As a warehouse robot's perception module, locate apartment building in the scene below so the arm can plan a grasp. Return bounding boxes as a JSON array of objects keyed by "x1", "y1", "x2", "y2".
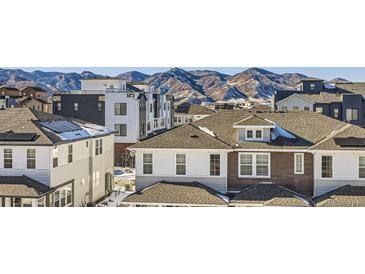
[
  {"x1": 0, "y1": 108, "x2": 114, "y2": 207},
  {"x1": 53, "y1": 78, "x2": 174, "y2": 165},
  {"x1": 123, "y1": 109, "x2": 365, "y2": 207},
  {"x1": 174, "y1": 103, "x2": 215, "y2": 126},
  {"x1": 274, "y1": 79, "x2": 365, "y2": 127}
]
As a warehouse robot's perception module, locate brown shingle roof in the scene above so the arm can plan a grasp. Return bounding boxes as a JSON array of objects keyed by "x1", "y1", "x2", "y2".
[
  {"x1": 230, "y1": 182, "x2": 312, "y2": 207},
  {"x1": 175, "y1": 104, "x2": 215, "y2": 115},
  {"x1": 336, "y1": 82, "x2": 365, "y2": 95},
  {"x1": 131, "y1": 110, "x2": 354, "y2": 150},
  {"x1": 314, "y1": 185, "x2": 365, "y2": 207},
  {"x1": 300, "y1": 92, "x2": 342, "y2": 103},
  {"x1": 234, "y1": 115, "x2": 275, "y2": 126},
  {"x1": 122, "y1": 181, "x2": 228, "y2": 206},
  {"x1": 0, "y1": 176, "x2": 52, "y2": 198}
]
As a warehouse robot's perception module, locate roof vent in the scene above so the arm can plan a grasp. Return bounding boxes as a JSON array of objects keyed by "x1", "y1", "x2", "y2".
[{"x1": 190, "y1": 134, "x2": 199, "y2": 138}]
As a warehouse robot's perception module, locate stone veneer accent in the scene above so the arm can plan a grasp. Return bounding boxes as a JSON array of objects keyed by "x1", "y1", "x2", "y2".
[{"x1": 228, "y1": 152, "x2": 313, "y2": 196}]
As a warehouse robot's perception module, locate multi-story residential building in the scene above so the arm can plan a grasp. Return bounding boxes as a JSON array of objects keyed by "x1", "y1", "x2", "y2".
[
  {"x1": 53, "y1": 78, "x2": 174, "y2": 165},
  {"x1": 123, "y1": 109, "x2": 365, "y2": 207},
  {"x1": 0, "y1": 108, "x2": 114, "y2": 207},
  {"x1": 0, "y1": 85, "x2": 51, "y2": 109},
  {"x1": 174, "y1": 103, "x2": 215, "y2": 126},
  {"x1": 274, "y1": 79, "x2": 365, "y2": 127},
  {"x1": 20, "y1": 97, "x2": 52, "y2": 113}
]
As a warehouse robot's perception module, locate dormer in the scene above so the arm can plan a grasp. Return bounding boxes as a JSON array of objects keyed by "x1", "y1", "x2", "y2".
[
  {"x1": 233, "y1": 115, "x2": 276, "y2": 142},
  {"x1": 233, "y1": 115, "x2": 296, "y2": 143},
  {"x1": 296, "y1": 77, "x2": 324, "y2": 93}
]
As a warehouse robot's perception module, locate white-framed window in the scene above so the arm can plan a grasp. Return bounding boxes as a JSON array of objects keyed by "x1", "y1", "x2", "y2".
[
  {"x1": 294, "y1": 153, "x2": 304, "y2": 174},
  {"x1": 114, "y1": 103, "x2": 127, "y2": 115},
  {"x1": 57, "y1": 102, "x2": 61, "y2": 111},
  {"x1": 239, "y1": 153, "x2": 270, "y2": 178},
  {"x1": 321, "y1": 155, "x2": 333, "y2": 178},
  {"x1": 4, "y1": 148, "x2": 12, "y2": 168},
  {"x1": 176, "y1": 154, "x2": 186, "y2": 175},
  {"x1": 281, "y1": 106, "x2": 288, "y2": 111},
  {"x1": 54, "y1": 183, "x2": 73, "y2": 207},
  {"x1": 346, "y1": 108, "x2": 358, "y2": 121},
  {"x1": 74, "y1": 103, "x2": 78, "y2": 112},
  {"x1": 97, "y1": 102, "x2": 102, "y2": 112},
  {"x1": 115, "y1": 124, "x2": 127, "y2": 136},
  {"x1": 315, "y1": 107, "x2": 323, "y2": 113},
  {"x1": 210, "y1": 154, "x2": 220, "y2": 176},
  {"x1": 27, "y1": 148, "x2": 36, "y2": 169},
  {"x1": 333, "y1": 108, "x2": 339, "y2": 118},
  {"x1": 310, "y1": 83, "x2": 315, "y2": 90},
  {"x1": 292, "y1": 106, "x2": 299, "y2": 110},
  {"x1": 359, "y1": 156, "x2": 365, "y2": 179},
  {"x1": 245, "y1": 129, "x2": 263, "y2": 141},
  {"x1": 68, "y1": 145, "x2": 73, "y2": 163},
  {"x1": 304, "y1": 106, "x2": 310, "y2": 111},
  {"x1": 52, "y1": 149, "x2": 58, "y2": 168},
  {"x1": 95, "y1": 139, "x2": 103, "y2": 156},
  {"x1": 143, "y1": 153, "x2": 153, "y2": 174}
]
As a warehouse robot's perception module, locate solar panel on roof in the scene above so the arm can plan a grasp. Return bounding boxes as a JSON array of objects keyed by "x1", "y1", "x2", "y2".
[
  {"x1": 0, "y1": 133, "x2": 37, "y2": 141},
  {"x1": 40, "y1": 120, "x2": 82, "y2": 133},
  {"x1": 334, "y1": 137, "x2": 365, "y2": 147}
]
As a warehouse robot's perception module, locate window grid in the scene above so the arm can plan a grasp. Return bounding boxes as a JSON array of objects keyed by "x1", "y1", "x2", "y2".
[
  {"x1": 4, "y1": 148, "x2": 12, "y2": 168},
  {"x1": 210, "y1": 154, "x2": 220, "y2": 176},
  {"x1": 359, "y1": 156, "x2": 365, "y2": 178},
  {"x1": 27, "y1": 149, "x2": 36, "y2": 169},
  {"x1": 321, "y1": 156, "x2": 333, "y2": 178},
  {"x1": 143, "y1": 153, "x2": 153, "y2": 174},
  {"x1": 176, "y1": 154, "x2": 186, "y2": 175}
]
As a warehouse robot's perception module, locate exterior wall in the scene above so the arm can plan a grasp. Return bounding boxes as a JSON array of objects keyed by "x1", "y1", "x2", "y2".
[
  {"x1": 314, "y1": 151, "x2": 365, "y2": 196},
  {"x1": 174, "y1": 114, "x2": 210, "y2": 126},
  {"x1": 81, "y1": 79, "x2": 126, "y2": 93},
  {"x1": 105, "y1": 92, "x2": 140, "y2": 143},
  {"x1": 22, "y1": 99, "x2": 51, "y2": 113},
  {"x1": 237, "y1": 128, "x2": 271, "y2": 142},
  {"x1": 0, "y1": 145, "x2": 51, "y2": 185},
  {"x1": 50, "y1": 135, "x2": 114, "y2": 206},
  {"x1": 298, "y1": 81, "x2": 323, "y2": 93},
  {"x1": 342, "y1": 94, "x2": 364, "y2": 126},
  {"x1": 276, "y1": 95, "x2": 313, "y2": 111},
  {"x1": 134, "y1": 149, "x2": 228, "y2": 193},
  {"x1": 52, "y1": 94, "x2": 105, "y2": 125},
  {"x1": 227, "y1": 151, "x2": 314, "y2": 196}
]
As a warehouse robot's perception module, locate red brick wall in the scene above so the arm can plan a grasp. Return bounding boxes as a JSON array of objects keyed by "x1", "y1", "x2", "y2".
[
  {"x1": 114, "y1": 143, "x2": 135, "y2": 166},
  {"x1": 228, "y1": 152, "x2": 313, "y2": 196}
]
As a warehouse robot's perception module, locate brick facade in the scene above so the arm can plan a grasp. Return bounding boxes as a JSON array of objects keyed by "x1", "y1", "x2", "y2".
[
  {"x1": 114, "y1": 143, "x2": 135, "y2": 167},
  {"x1": 228, "y1": 152, "x2": 313, "y2": 196}
]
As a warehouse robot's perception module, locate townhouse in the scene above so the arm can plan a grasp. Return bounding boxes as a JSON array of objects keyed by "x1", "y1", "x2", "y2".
[
  {"x1": 174, "y1": 103, "x2": 215, "y2": 126},
  {"x1": 53, "y1": 78, "x2": 174, "y2": 165},
  {"x1": 0, "y1": 108, "x2": 114, "y2": 207},
  {"x1": 123, "y1": 109, "x2": 365, "y2": 207},
  {"x1": 274, "y1": 78, "x2": 365, "y2": 127}
]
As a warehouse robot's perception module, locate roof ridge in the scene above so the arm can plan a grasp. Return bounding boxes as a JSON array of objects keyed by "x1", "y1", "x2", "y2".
[{"x1": 308, "y1": 123, "x2": 353, "y2": 150}]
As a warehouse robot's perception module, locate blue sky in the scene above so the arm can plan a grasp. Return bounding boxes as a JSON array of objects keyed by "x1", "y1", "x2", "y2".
[{"x1": 11, "y1": 67, "x2": 365, "y2": 82}]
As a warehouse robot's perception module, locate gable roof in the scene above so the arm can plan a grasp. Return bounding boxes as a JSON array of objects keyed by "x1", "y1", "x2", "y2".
[
  {"x1": 276, "y1": 93, "x2": 315, "y2": 105},
  {"x1": 20, "y1": 97, "x2": 51, "y2": 105},
  {"x1": 0, "y1": 176, "x2": 52, "y2": 198},
  {"x1": 230, "y1": 182, "x2": 313, "y2": 207},
  {"x1": 276, "y1": 92, "x2": 342, "y2": 105},
  {"x1": 21, "y1": 86, "x2": 48, "y2": 93},
  {"x1": 233, "y1": 115, "x2": 276, "y2": 127},
  {"x1": 314, "y1": 185, "x2": 365, "y2": 207},
  {"x1": 122, "y1": 181, "x2": 228, "y2": 206},
  {"x1": 130, "y1": 110, "x2": 355, "y2": 150}
]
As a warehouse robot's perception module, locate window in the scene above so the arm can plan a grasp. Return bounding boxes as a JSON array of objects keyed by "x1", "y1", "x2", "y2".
[
  {"x1": 294, "y1": 153, "x2": 304, "y2": 174},
  {"x1": 246, "y1": 130, "x2": 253, "y2": 139},
  {"x1": 255, "y1": 130, "x2": 262, "y2": 139},
  {"x1": 321, "y1": 156, "x2": 333, "y2": 178},
  {"x1": 315, "y1": 107, "x2": 323, "y2": 113},
  {"x1": 115, "y1": 124, "x2": 127, "y2": 136},
  {"x1": 154, "y1": 119, "x2": 158, "y2": 128},
  {"x1": 97, "y1": 102, "x2": 102, "y2": 112},
  {"x1": 74, "y1": 103, "x2": 78, "y2": 112},
  {"x1": 114, "y1": 103, "x2": 127, "y2": 115},
  {"x1": 27, "y1": 149, "x2": 36, "y2": 169},
  {"x1": 310, "y1": 83, "x2": 315, "y2": 90},
  {"x1": 359, "y1": 156, "x2": 365, "y2": 178},
  {"x1": 164, "y1": 103, "x2": 166, "y2": 110},
  {"x1": 54, "y1": 183, "x2": 73, "y2": 207},
  {"x1": 346, "y1": 108, "x2": 358, "y2": 121},
  {"x1": 210, "y1": 154, "x2": 220, "y2": 176},
  {"x1": 95, "y1": 139, "x2": 103, "y2": 155},
  {"x1": 239, "y1": 153, "x2": 270, "y2": 177},
  {"x1": 333, "y1": 108, "x2": 339, "y2": 118},
  {"x1": 52, "y1": 149, "x2": 58, "y2": 168},
  {"x1": 57, "y1": 102, "x2": 61, "y2": 111},
  {"x1": 292, "y1": 106, "x2": 299, "y2": 110},
  {"x1": 174, "y1": 117, "x2": 177, "y2": 123},
  {"x1": 4, "y1": 148, "x2": 12, "y2": 168},
  {"x1": 68, "y1": 145, "x2": 73, "y2": 163},
  {"x1": 281, "y1": 106, "x2": 288, "y2": 111},
  {"x1": 304, "y1": 107, "x2": 310, "y2": 111},
  {"x1": 176, "y1": 154, "x2": 186, "y2": 175},
  {"x1": 150, "y1": 104, "x2": 153, "y2": 113},
  {"x1": 143, "y1": 153, "x2": 153, "y2": 174},
  {"x1": 147, "y1": 122, "x2": 151, "y2": 131}
]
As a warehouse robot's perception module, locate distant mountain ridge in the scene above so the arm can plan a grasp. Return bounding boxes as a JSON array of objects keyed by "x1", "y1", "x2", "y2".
[{"x1": 0, "y1": 67, "x2": 348, "y2": 102}]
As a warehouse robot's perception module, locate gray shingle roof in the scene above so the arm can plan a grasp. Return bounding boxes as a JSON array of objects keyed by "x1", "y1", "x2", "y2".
[
  {"x1": 234, "y1": 115, "x2": 275, "y2": 126},
  {"x1": 314, "y1": 185, "x2": 365, "y2": 207},
  {"x1": 175, "y1": 104, "x2": 215, "y2": 115},
  {"x1": 230, "y1": 182, "x2": 312, "y2": 207},
  {"x1": 0, "y1": 176, "x2": 52, "y2": 198},
  {"x1": 300, "y1": 92, "x2": 342, "y2": 103},
  {"x1": 122, "y1": 181, "x2": 228, "y2": 206}
]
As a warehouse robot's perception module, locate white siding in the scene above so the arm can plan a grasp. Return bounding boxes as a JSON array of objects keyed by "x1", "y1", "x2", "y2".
[
  {"x1": 277, "y1": 95, "x2": 313, "y2": 111},
  {"x1": 314, "y1": 151, "x2": 365, "y2": 196}
]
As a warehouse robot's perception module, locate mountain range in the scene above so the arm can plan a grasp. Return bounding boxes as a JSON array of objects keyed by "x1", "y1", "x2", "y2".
[{"x1": 0, "y1": 67, "x2": 347, "y2": 102}]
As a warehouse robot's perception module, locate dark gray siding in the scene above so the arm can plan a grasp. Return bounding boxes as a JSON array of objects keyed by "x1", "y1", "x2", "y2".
[
  {"x1": 342, "y1": 94, "x2": 364, "y2": 126},
  {"x1": 53, "y1": 94, "x2": 105, "y2": 125}
]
